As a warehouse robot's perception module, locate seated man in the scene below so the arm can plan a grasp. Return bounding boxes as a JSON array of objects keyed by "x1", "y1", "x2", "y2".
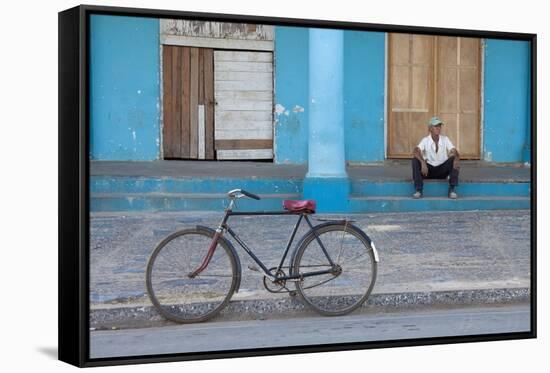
[{"x1": 412, "y1": 116, "x2": 460, "y2": 199}]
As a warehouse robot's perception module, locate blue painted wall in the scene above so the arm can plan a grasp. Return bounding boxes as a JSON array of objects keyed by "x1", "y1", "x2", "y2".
[
  {"x1": 483, "y1": 39, "x2": 531, "y2": 163},
  {"x1": 344, "y1": 31, "x2": 386, "y2": 163},
  {"x1": 273, "y1": 27, "x2": 310, "y2": 164},
  {"x1": 87, "y1": 19, "x2": 531, "y2": 165},
  {"x1": 274, "y1": 28, "x2": 386, "y2": 164},
  {"x1": 90, "y1": 15, "x2": 160, "y2": 160}
]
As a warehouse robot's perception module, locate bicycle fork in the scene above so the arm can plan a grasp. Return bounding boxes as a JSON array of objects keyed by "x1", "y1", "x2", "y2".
[
  {"x1": 187, "y1": 228, "x2": 223, "y2": 278},
  {"x1": 188, "y1": 202, "x2": 234, "y2": 278}
]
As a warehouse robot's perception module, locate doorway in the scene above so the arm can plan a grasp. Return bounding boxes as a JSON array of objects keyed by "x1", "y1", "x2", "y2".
[{"x1": 387, "y1": 34, "x2": 482, "y2": 159}]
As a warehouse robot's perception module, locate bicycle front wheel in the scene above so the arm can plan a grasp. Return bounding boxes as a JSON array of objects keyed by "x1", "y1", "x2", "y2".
[
  {"x1": 146, "y1": 228, "x2": 238, "y2": 323},
  {"x1": 292, "y1": 223, "x2": 377, "y2": 316}
]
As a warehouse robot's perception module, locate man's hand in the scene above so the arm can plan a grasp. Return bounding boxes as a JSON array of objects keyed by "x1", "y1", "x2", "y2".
[
  {"x1": 450, "y1": 149, "x2": 460, "y2": 170},
  {"x1": 421, "y1": 161, "x2": 428, "y2": 176},
  {"x1": 453, "y1": 157, "x2": 460, "y2": 170}
]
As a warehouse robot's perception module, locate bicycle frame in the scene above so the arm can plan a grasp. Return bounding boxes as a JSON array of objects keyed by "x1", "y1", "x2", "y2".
[{"x1": 188, "y1": 202, "x2": 337, "y2": 281}]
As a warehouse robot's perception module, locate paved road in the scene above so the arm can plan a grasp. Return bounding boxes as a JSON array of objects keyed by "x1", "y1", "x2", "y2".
[
  {"x1": 90, "y1": 210, "x2": 530, "y2": 308},
  {"x1": 89, "y1": 304, "x2": 530, "y2": 359}
]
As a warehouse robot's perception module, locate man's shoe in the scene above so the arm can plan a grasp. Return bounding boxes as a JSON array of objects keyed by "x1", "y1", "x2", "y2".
[
  {"x1": 449, "y1": 186, "x2": 458, "y2": 199},
  {"x1": 413, "y1": 190, "x2": 422, "y2": 199}
]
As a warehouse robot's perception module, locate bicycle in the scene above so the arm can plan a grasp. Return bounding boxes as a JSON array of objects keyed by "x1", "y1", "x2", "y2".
[{"x1": 146, "y1": 189, "x2": 379, "y2": 323}]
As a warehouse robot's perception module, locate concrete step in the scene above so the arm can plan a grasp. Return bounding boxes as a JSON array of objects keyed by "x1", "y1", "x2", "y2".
[
  {"x1": 90, "y1": 193, "x2": 300, "y2": 212},
  {"x1": 92, "y1": 176, "x2": 529, "y2": 197},
  {"x1": 91, "y1": 193, "x2": 530, "y2": 213},
  {"x1": 90, "y1": 176, "x2": 530, "y2": 212},
  {"x1": 351, "y1": 180, "x2": 530, "y2": 197},
  {"x1": 91, "y1": 176, "x2": 302, "y2": 194},
  {"x1": 349, "y1": 196, "x2": 530, "y2": 213}
]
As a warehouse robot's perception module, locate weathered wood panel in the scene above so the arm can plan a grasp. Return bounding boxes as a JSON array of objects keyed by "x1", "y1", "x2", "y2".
[
  {"x1": 215, "y1": 111, "x2": 272, "y2": 122},
  {"x1": 214, "y1": 51, "x2": 273, "y2": 62},
  {"x1": 437, "y1": 36, "x2": 481, "y2": 158},
  {"x1": 387, "y1": 34, "x2": 481, "y2": 159},
  {"x1": 161, "y1": 20, "x2": 274, "y2": 41},
  {"x1": 181, "y1": 47, "x2": 191, "y2": 157},
  {"x1": 215, "y1": 80, "x2": 273, "y2": 92},
  {"x1": 217, "y1": 149, "x2": 274, "y2": 160},
  {"x1": 160, "y1": 35, "x2": 274, "y2": 51},
  {"x1": 160, "y1": 20, "x2": 275, "y2": 51},
  {"x1": 162, "y1": 45, "x2": 215, "y2": 160},
  {"x1": 388, "y1": 34, "x2": 434, "y2": 158},
  {"x1": 214, "y1": 61, "x2": 273, "y2": 73},
  {"x1": 215, "y1": 139, "x2": 273, "y2": 150},
  {"x1": 213, "y1": 50, "x2": 274, "y2": 160},
  {"x1": 215, "y1": 120, "x2": 273, "y2": 131},
  {"x1": 215, "y1": 129, "x2": 273, "y2": 140},
  {"x1": 189, "y1": 47, "x2": 199, "y2": 158},
  {"x1": 203, "y1": 48, "x2": 215, "y2": 159},
  {"x1": 162, "y1": 46, "x2": 184, "y2": 158}
]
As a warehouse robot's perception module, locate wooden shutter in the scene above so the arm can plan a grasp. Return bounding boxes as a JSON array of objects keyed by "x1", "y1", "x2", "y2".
[
  {"x1": 214, "y1": 51, "x2": 274, "y2": 160},
  {"x1": 436, "y1": 37, "x2": 481, "y2": 159},
  {"x1": 387, "y1": 34, "x2": 435, "y2": 158},
  {"x1": 162, "y1": 46, "x2": 214, "y2": 159},
  {"x1": 387, "y1": 34, "x2": 482, "y2": 159}
]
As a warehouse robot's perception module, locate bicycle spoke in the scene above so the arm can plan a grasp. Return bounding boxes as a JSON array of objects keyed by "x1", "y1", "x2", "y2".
[
  {"x1": 146, "y1": 229, "x2": 237, "y2": 323},
  {"x1": 293, "y1": 224, "x2": 377, "y2": 316},
  {"x1": 339, "y1": 250, "x2": 370, "y2": 265}
]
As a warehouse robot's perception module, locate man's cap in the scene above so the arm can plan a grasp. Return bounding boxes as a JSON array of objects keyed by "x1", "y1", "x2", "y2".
[{"x1": 428, "y1": 116, "x2": 444, "y2": 126}]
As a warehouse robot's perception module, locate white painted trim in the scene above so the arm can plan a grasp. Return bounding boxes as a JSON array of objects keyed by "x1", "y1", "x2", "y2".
[
  {"x1": 480, "y1": 39, "x2": 485, "y2": 160},
  {"x1": 384, "y1": 33, "x2": 389, "y2": 159},
  {"x1": 160, "y1": 34, "x2": 274, "y2": 51},
  {"x1": 198, "y1": 105, "x2": 205, "y2": 159}
]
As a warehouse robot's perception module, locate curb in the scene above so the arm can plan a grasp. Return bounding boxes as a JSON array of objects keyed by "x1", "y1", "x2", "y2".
[{"x1": 90, "y1": 287, "x2": 530, "y2": 330}]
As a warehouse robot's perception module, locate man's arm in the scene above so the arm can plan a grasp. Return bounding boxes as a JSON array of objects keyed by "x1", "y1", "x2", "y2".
[
  {"x1": 449, "y1": 148, "x2": 460, "y2": 169},
  {"x1": 413, "y1": 146, "x2": 424, "y2": 161},
  {"x1": 413, "y1": 147, "x2": 429, "y2": 176}
]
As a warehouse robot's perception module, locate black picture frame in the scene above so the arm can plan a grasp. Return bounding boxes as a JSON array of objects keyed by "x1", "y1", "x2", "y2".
[{"x1": 58, "y1": 4, "x2": 537, "y2": 368}]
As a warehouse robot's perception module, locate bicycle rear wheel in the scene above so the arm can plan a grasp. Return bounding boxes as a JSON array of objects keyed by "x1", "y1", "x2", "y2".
[
  {"x1": 292, "y1": 223, "x2": 377, "y2": 316},
  {"x1": 146, "y1": 228, "x2": 238, "y2": 323}
]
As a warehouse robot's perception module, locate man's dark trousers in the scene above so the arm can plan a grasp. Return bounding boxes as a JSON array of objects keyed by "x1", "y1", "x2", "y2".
[{"x1": 412, "y1": 156, "x2": 459, "y2": 192}]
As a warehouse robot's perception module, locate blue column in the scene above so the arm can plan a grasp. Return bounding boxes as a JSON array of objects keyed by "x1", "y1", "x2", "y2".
[{"x1": 303, "y1": 29, "x2": 350, "y2": 212}]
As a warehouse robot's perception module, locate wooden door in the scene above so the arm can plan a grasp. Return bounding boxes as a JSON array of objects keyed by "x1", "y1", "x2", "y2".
[
  {"x1": 162, "y1": 45, "x2": 215, "y2": 159},
  {"x1": 387, "y1": 34, "x2": 481, "y2": 159},
  {"x1": 214, "y1": 51, "x2": 274, "y2": 160},
  {"x1": 436, "y1": 37, "x2": 481, "y2": 159},
  {"x1": 387, "y1": 34, "x2": 435, "y2": 158}
]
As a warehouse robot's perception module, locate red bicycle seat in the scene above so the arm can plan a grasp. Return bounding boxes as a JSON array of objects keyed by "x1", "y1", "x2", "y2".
[{"x1": 283, "y1": 200, "x2": 316, "y2": 214}]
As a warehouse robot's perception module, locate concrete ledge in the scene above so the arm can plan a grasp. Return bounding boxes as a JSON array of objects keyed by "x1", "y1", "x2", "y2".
[
  {"x1": 89, "y1": 287, "x2": 530, "y2": 330},
  {"x1": 349, "y1": 196, "x2": 530, "y2": 212}
]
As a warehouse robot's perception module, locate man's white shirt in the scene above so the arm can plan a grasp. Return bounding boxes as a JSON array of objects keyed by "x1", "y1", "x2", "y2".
[{"x1": 417, "y1": 135, "x2": 456, "y2": 167}]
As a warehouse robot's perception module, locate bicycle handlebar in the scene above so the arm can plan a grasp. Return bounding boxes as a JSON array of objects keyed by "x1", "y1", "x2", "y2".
[{"x1": 240, "y1": 189, "x2": 261, "y2": 200}]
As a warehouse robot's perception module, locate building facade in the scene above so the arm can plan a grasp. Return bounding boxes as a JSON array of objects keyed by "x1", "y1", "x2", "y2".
[{"x1": 89, "y1": 15, "x2": 532, "y2": 165}]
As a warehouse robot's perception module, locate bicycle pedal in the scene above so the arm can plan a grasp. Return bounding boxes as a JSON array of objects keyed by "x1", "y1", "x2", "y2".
[{"x1": 247, "y1": 264, "x2": 260, "y2": 272}]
